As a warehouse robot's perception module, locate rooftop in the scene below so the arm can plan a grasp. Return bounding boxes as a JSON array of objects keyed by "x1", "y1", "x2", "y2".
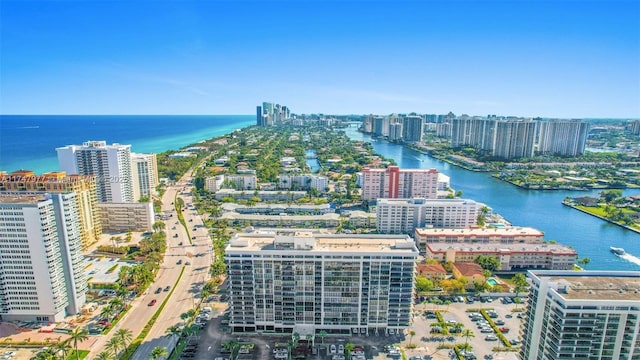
[
  {"x1": 415, "y1": 226, "x2": 544, "y2": 237},
  {"x1": 0, "y1": 193, "x2": 47, "y2": 204},
  {"x1": 226, "y1": 231, "x2": 418, "y2": 255},
  {"x1": 426, "y1": 242, "x2": 576, "y2": 255},
  {"x1": 531, "y1": 271, "x2": 640, "y2": 302}
]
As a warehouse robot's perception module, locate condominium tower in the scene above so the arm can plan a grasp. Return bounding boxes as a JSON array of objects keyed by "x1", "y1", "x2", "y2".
[
  {"x1": 57, "y1": 141, "x2": 134, "y2": 203},
  {"x1": 0, "y1": 193, "x2": 87, "y2": 322},
  {"x1": 376, "y1": 198, "x2": 480, "y2": 234},
  {"x1": 537, "y1": 120, "x2": 590, "y2": 157},
  {"x1": 131, "y1": 153, "x2": 159, "y2": 201},
  {"x1": 361, "y1": 166, "x2": 439, "y2": 202},
  {"x1": 521, "y1": 270, "x2": 640, "y2": 360},
  {"x1": 225, "y1": 231, "x2": 418, "y2": 336},
  {"x1": 0, "y1": 170, "x2": 102, "y2": 249}
]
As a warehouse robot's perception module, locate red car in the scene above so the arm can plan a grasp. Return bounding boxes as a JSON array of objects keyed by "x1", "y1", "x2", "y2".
[
  {"x1": 148, "y1": 299, "x2": 157, "y2": 306},
  {"x1": 500, "y1": 327, "x2": 509, "y2": 333}
]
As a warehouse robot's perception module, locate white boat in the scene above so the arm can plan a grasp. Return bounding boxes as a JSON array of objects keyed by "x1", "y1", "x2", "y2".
[{"x1": 610, "y1": 247, "x2": 625, "y2": 256}]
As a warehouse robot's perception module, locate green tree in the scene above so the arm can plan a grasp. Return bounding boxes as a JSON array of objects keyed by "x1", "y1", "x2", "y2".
[
  {"x1": 150, "y1": 346, "x2": 168, "y2": 360},
  {"x1": 415, "y1": 277, "x2": 434, "y2": 292},
  {"x1": 462, "y1": 329, "x2": 475, "y2": 348},
  {"x1": 95, "y1": 352, "x2": 113, "y2": 360},
  {"x1": 166, "y1": 325, "x2": 181, "y2": 338},
  {"x1": 68, "y1": 327, "x2": 88, "y2": 360},
  {"x1": 512, "y1": 272, "x2": 528, "y2": 298},
  {"x1": 55, "y1": 340, "x2": 72, "y2": 359},
  {"x1": 577, "y1": 257, "x2": 591, "y2": 269},
  {"x1": 114, "y1": 328, "x2": 133, "y2": 349},
  {"x1": 474, "y1": 255, "x2": 500, "y2": 272},
  {"x1": 152, "y1": 221, "x2": 166, "y2": 233},
  {"x1": 317, "y1": 330, "x2": 328, "y2": 344},
  {"x1": 105, "y1": 336, "x2": 122, "y2": 358},
  {"x1": 408, "y1": 330, "x2": 416, "y2": 346}
]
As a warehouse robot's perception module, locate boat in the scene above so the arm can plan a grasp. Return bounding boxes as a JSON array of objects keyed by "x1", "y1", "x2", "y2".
[{"x1": 610, "y1": 247, "x2": 626, "y2": 256}]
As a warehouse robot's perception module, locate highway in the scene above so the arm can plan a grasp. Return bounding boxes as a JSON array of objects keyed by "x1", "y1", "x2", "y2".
[{"x1": 87, "y1": 170, "x2": 213, "y2": 359}]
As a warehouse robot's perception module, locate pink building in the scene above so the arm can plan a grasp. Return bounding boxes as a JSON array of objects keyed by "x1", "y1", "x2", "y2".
[{"x1": 361, "y1": 166, "x2": 439, "y2": 202}]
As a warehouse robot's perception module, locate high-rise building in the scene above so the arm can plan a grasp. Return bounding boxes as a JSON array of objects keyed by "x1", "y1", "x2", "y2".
[
  {"x1": 361, "y1": 166, "x2": 439, "y2": 202},
  {"x1": 493, "y1": 120, "x2": 537, "y2": 160},
  {"x1": 0, "y1": 193, "x2": 87, "y2": 322},
  {"x1": 402, "y1": 115, "x2": 424, "y2": 142},
  {"x1": 521, "y1": 270, "x2": 640, "y2": 360},
  {"x1": 256, "y1": 105, "x2": 263, "y2": 126},
  {"x1": 388, "y1": 122, "x2": 403, "y2": 141},
  {"x1": 0, "y1": 170, "x2": 102, "y2": 249},
  {"x1": 131, "y1": 153, "x2": 158, "y2": 201},
  {"x1": 376, "y1": 198, "x2": 480, "y2": 234},
  {"x1": 451, "y1": 118, "x2": 497, "y2": 151},
  {"x1": 57, "y1": 141, "x2": 134, "y2": 203},
  {"x1": 225, "y1": 230, "x2": 418, "y2": 335},
  {"x1": 537, "y1": 120, "x2": 590, "y2": 157}
]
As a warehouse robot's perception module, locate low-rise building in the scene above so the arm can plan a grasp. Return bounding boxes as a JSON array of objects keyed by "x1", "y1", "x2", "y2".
[
  {"x1": 220, "y1": 212, "x2": 340, "y2": 228},
  {"x1": 416, "y1": 263, "x2": 447, "y2": 282},
  {"x1": 213, "y1": 189, "x2": 307, "y2": 202},
  {"x1": 221, "y1": 202, "x2": 333, "y2": 215},
  {"x1": 425, "y1": 242, "x2": 577, "y2": 272},
  {"x1": 414, "y1": 226, "x2": 544, "y2": 247},
  {"x1": 278, "y1": 174, "x2": 328, "y2": 192},
  {"x1": 452, "y1": 263, "x2": 485, "y2": 289}
]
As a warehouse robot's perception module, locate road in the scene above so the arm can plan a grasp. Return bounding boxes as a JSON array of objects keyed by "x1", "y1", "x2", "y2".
[{"x1": 87, "y1": 170, "x2": 212, "y2": 359}]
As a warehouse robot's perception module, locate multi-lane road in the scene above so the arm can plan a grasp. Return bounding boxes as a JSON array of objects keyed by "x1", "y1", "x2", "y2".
[{"x1": 88, "y1": 171, "x2": 213, "y2": 358}]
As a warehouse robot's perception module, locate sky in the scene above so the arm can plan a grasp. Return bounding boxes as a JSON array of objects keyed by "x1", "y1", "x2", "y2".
[{"x1": 0, "y1": 0, "x2": 639, "y2": 118}]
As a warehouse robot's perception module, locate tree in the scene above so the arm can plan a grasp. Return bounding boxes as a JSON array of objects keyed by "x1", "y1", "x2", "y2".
[
  {"x1": 512, "y1": 273, "x2": 528, "y2": 298},
  {"x1": 95, "y1": 352, "x2": 112, "y2": 360},
  {"x1": 150, "y1": 346, "x2": 168, "y2": 360},
  {"x1": 166, "y1": 325, "x2": 181, "y2": 338},
  {"x1": 69, "y1": 327, "x2": 88, "y2": 360},
  {"x1": 115, "y1": 328, "x2": 133, "y2": 349},
  {"x1": 577, "y1": 257, "x2": 591, "y2": 269},
  {"x1": 152, "y1": 221, "x2": 166, "y2": 233},
  {"x1": 345, "y1": 342, "x2": 356, "y2": 357},
  {"x1": 475, "y1": 255, "x2": 500, "y2": 272},
  {"x1": 415, "y1": 277, "x2": 434, "y2": 292},
  {"x1": 317, "y1": 330, "x2": 328, "y2": 344},
  {"x1": 600, "y1": 189, "x2": 623, "y2": 203},
  {"x1": 462, "y1": 329, "x2": 475, "y2": 348},
  {"x1": 408, "y1": 330, "x2": 416, "y2": 346},
  {"x1": 55, "y1": 340, "x2": 72, "y2": 359},
  {"x1": 105, "y1": 336, "x2": 122, "y2": 357}
]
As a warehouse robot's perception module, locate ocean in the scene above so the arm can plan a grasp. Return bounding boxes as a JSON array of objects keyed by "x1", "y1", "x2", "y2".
[{"x1": 0, "y1": 115, "x2": 255, "y2": 173}]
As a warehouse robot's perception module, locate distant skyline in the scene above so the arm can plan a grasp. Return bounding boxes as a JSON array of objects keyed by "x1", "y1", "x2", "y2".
[{"x1": 1, "y1": 0, "x2": 638, "y2": 118}]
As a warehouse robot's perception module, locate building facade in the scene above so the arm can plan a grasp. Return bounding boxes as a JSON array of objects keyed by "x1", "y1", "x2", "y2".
[
  {"x1": 376, "y1": 198, "x2": 480, "y2": 234},
  {"x1": 0, "y1": 193, "x2": 87, "y2": 322},
  {"x1": 97, "y1": 202, "x2": 154, "y2": 232},
  {"x1": 57, "y1": 141, "x2": 134, "y2": 203},
  {"x1": 414, "y1": 226, "x2": 544, "y2": 247},
  {"x1": 131, "y1": 153, "x2": 158, "y2": 201},
  {"x1": 0, "y1": 170, "x2": 102, "y2": 249},
  {"x1": 521, "y1": 270, "x2": 640, "y2": 360},
  {"x1": 537, "y1": 120, "x2": 590, "y2": 157},
  {"x1": 361, "y1": 166, "x2": 439, "y2": 202},
  {"x1": 225, "y1": 231, "x2": 418, "y2": 336},
  {"x1": 424, "y1": 242, "x2": 577, "y2": 272},
  {"x1": 278, "y1": 174, "x2": 328, "y2": 192},
  {"x1": 402, "y1": 115, "x2": 424, "y2": 143}
]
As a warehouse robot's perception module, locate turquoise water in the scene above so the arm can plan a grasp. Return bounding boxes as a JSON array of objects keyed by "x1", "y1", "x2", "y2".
[
  {"x1": 487, "y1": 278, "x2": 499, "y2": 286},
  {"x1": 0, "y1": 115, "x2": 255, "y2": 173}
]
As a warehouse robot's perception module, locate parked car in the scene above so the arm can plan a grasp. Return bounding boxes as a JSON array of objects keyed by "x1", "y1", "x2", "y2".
[
  {"x1": 155, "y1": 287, "x2": 162, "y2": 294},
  {"x1": 485, "y1": 335, "x2": 498, "y2": 341},
  {"x1": 164, "y1": 285, "x2": 171, "y2": 292},
  {"x1": 177, "y1": 259, "x2": 182, "y2": 265},
  {"x1": 148, "y1": 299, "x2": 157, "y2": 306}
]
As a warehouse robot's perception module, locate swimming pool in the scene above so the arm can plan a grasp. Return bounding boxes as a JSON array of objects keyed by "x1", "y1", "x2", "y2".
[{"x1": 487, "y1": 277, "x2": 499, "y2": 286}]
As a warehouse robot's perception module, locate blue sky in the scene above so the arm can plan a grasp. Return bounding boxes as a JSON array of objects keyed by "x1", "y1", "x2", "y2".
[{"x1": 1, "y1": 0, "x2": 638, "y2": 118}]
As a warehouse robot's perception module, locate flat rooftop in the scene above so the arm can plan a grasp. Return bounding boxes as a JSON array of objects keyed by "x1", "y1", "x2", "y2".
[
  {"x1": 416, "y1": 226, "x2": 544, "y2": 237},
  {"x1": 227, "y1": 232, "x2": 418, "y2": 255},
  {"x1": 542, "y1": 273, "x2": 640, "y2": 301},
  {"x1": 0, "y1": 193, "x2": 47, "y2": 204},
  {"x1": 426, "y1": 242, "x2": 576, "y2": 255}
]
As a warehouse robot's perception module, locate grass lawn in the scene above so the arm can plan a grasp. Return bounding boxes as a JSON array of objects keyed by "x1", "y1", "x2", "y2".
[
  {"x1": 575, "y1": 205, "x2": 608, "y2": 217},
  {"x1": 66, "y1": 350, "x2": 90, "y2": 360}
]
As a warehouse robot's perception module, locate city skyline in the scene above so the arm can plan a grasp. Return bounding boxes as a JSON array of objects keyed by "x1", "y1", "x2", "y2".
[{"x1": 1, "y1": 0, "x2": 639, "y2": 118}]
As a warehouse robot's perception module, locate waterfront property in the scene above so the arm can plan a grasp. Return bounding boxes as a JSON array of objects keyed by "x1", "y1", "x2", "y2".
[
  {"x1": 376, "y1": 197, "x2": 480, "y2": 234},
  {"x1": 225, "y1": 230, "x2": 418, "y2": 336},
  {"x1": 424, "y1": 242, "x2": 577, "y2": 272},
  {"x1": 414, "y1": 226, "x2": 544, "y2": 248},
  {"x1": 521, "y1": 270, "x2": 640, "y2": 360}
]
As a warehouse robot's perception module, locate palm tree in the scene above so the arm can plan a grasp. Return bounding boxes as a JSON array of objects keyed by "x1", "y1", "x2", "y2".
[
  {"x1": 34, "y1": 348, "x2": 57, "y2": 360},
  {"x1": 55, "y1": 340, "x2": 72, "y2": 359},
  {"x1": 95, "y1": 352, "x2": 113, "y2": 360},
  {"x1": 317, "y1": 330, "x2": 328, "y2": 344},
  {"x1": 115, "y1": 328, "x2": 133, "y2": 349},
  {"x1": 99, "y1": 306, "x2": 114, "y2": 322},
  {"x1": 305, "y1": 334, "x2": 313, "y2": 347},
  {"x1": 106, "y1": 336, "x2": 122, "y2": 357},
  {"x1": 68, "y1": 327, "x2": 88, "y2": 360},
  {"x1": 408, "y1": 330, "x2": 416, "y2": 346},
  {"x1": 109, "y1": 297, "x2": 124, "y2": 311},
  {"x1": 166, "y1": 325, "x2": 182, "y2": 338},
  {"x1": 150, "y1": 346, "x2": 168, "y2": 360},
  {"x1": 462, "y1": 329, "x2": 475, "y2": 348},
  {"x1": 345, "y1": 343, "x2": 356, "y2": 357}
]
